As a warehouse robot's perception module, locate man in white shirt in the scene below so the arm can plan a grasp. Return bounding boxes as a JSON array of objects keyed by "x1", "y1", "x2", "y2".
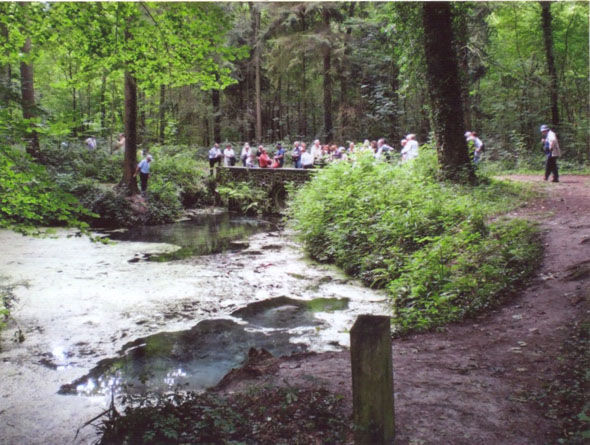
[
  {"x1": 301, "y1": 146, "x2": 315, "y2": 169},
  {"x1": 401, "y1": 134, "x2": 419, "y2": 161},
  {"x1": 540, "y1": 124, "x2": 560, "y2": 182},
  {"x1": 310, "y1": 139, "x2": 321, "y2": 163}
]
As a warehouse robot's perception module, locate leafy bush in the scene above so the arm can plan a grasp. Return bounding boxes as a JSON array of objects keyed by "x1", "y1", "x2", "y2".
[
  {"x1": 96, "y1": 387, "x2": 351, "y2": 444},
  {"x1": 144, "y1": 179, "x2": 183, "y2": 225},
  {"x1": 0, "y1": 145, "x2": 93, "y2": 232},
  {"x1": 71, "y1": 179, "x2": 141, "y2": 228},
  {"x1": 217, "y1": 181, "x2": 274, "y2": 215},
  {"x1": 289, "y1": 148, "x2": 542, "y2": 334},
  {"x1": 148, "y1": 145, "x2": 212, "y2": 208},
  {"x1": 40, "y1": 142, "x2": 122, "y2": 183}
]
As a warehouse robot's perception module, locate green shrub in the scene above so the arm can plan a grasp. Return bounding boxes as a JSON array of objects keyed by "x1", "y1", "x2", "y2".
[
  {"x1": 145, "y1": 179, "x2": 183, "y2": 225},
  {"x1": 40, "y1": 142, "x2": 122, "y2": 183},
  {"x1": 71, "y1": 179, "x2": 141, "y2": 228},
  {"x1": 217, "y1": 181, "x2": 274, "y2": 215},
  {"x1": 148, "y1": 146, "x2": 211, "y2": 208},
  {"x1": 289, "y1": 147, "x2": 542, "y2": 334},
  {"x1": 0, "y1": 145, "x2": 93, "y2": 232}
]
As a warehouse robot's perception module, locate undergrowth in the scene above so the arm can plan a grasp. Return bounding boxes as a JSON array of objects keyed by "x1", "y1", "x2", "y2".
[
  {"x1": 289, "y1": 148, "x2": 543, "y2": 334},
  {"x1": 94, "y1": 386, "x2": 351, "y2": 444},
  {"x1": 0, "y1": 145, "x2": 93, "y2": 233}
]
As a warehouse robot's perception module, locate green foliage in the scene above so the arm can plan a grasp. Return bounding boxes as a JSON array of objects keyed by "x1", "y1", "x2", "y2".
[
  {"x1": 40, "y1": 142, "x2": 122, "y2": 183},
  {"x1": 96, "y1": 386, "x2": 351, "y2": 444},
  {"x1": 289, "y1": 148, "x2": 542, "y2": 334},
  {"x1": 148, "y1": 145, "x2": 211, "y2": 207},
  {"x1": 70, "y1": 179, "x2": 140, "y2": 228},
  {"x1": 389, "y1": 219, "x2": 541, "y2": 333},
  {"x1": 144, "y1": 179, "x2": 183, "y2": 226},
  {"x1": 0, "y1": 145, "x2": 92, "y2": 232},
  {"x1": 217, "y1": 181, "x2": 274, "y2": 215}
]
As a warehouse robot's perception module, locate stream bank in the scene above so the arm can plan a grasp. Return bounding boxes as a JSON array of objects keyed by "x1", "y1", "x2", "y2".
[{"x1": 0, "y1": 215, "x2": 388, "y2": 444}]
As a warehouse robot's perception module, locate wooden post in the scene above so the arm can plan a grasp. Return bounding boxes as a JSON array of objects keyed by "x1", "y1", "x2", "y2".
[{"x1": 350, "y1": 315, "x2": 394, "y2": 444}]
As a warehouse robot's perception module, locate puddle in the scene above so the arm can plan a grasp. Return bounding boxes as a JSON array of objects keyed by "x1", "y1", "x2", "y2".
[
  {"x1": 60, "y1": 297, "x2": 350, "y2": 397},
  {"x1": 103, "y1": 213, "x2": 275, "y2": 260},
  {"x1": 232, "y1": 296, "x2": 349, "y2": 329},
  {"x1": 59, "y1": 318, "x2": 306, "y2": 397}
]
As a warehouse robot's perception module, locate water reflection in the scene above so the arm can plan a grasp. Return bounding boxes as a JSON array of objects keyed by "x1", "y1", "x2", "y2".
[
  {"x1": 59, "y1": 297, "x2": 350, "y2": 398},
  {"x1": 59, "y1": 319, "x2": 306, "y2": 397},
  {"x1": 103, "y1": 213, "x2": 275, "y2": 260}
]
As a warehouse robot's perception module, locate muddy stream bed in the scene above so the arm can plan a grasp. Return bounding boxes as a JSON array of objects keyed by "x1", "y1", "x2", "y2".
[{"x1": 0, "y1": 212, "x2": 388, "y2": 444}]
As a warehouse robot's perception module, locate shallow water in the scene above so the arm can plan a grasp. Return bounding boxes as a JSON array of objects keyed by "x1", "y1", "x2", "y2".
[
  {"x1": 104, "y1": 213, "x2": 275, "y2": 259},
  {"x1": 0, "y1": 213, "x2": 389, "y2": 444}
]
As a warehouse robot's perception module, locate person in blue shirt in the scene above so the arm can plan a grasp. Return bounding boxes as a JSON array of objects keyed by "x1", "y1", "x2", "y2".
[
  {"x1": 274, "y1": 143, "x2": 286, "y2": 168},
  {"x1": 134, "y1": 154, "x2": 153, "y2": 195}
]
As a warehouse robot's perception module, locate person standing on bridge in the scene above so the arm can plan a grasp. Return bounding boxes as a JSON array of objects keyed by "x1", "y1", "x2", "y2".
[
  {"x1": 301, "y1": 145, "x2": 314, "y2": 169},
  {"x1": 208, "y1": 143, "x2": 222, "y2": 175},
  {"x1": 258, "y1": 146, "x2": 272, "y2": 168},
  {"x1": 291, "y1": 141, "x2": 301, "y2": 168},
  {"x1": 240, "y1": 143, "x2": 251, "y2": 167},
  {"x1": 273, "y1": 142, "x2": 286, "y2": 168},
  {"x1": 223, "y1": 143, "x2": 236, "y2": 166}
]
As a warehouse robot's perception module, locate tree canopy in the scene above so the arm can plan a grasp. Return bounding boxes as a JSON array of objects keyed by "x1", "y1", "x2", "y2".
[{"x1": 1, "y1": 2, "x2": 588, "y2": 166}]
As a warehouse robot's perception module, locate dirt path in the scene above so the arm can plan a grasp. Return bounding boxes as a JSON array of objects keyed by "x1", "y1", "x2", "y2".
[{"x1": 217, "y1": 175, "x2": 590, "y2": 444}]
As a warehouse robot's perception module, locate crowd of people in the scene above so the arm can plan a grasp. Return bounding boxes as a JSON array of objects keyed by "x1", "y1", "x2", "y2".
[
  {"x1": 77, "y1": 123, "x2": 566, "y2": 196},
  {"x1": 207, "y1": 134, "x2": 436, "y2": 173}
]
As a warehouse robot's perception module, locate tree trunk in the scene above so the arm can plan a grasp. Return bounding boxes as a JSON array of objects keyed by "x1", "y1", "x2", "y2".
[
  {"x1": 422, "y1": 2, "x2": 474, "y2": 183},
  {"x1": 212, "y1": 88, "x2": 221, "y2": 143},
  {"x1": 251, "y1": 3, "x2": 262, "y2": 143},
  {"x1": 338, "y1": 3, "x2": 355, "y2": 141},
  {"x1": 159, "y1": 84, "x2": 166, "y2": 144},
  {"x1": 322, "y1": 9, "x2": 333, "y2": 142},
  {"x1": 453, "y1": 6, "x2": 473, "y2": 132},
  {"x1": 19, "y1": 36, "x2": 40, "y2": 159},
  {"x1": 1, "y1": 21, "x2": 11, "y2": 105},
  {"x1": 540, "y1": 1, "x2": 559, "y2": 127},
  {"x1": 122, "y1": 70, "x2": 139, "y2": 194},
  {"x1": 138, "y1": 90, "x2": 146, "y2": 146},
  {"x1": 100, "y1": 73, "x2": 107, "y2": 137},
  {"x1": 298, "y1": 11, "x2": 307, "y2": 138}
]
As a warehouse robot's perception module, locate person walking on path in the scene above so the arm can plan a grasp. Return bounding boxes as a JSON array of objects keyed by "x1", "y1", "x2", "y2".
[
  {"x1": 465, "y1": 131, "x2": 485, "y2": 164},
  {"x1": 134, "y1": 154, "x2": 153, "y2": 196},
  {"x1": 540, "y1": 124, "x2": 561, "y2": 182}
]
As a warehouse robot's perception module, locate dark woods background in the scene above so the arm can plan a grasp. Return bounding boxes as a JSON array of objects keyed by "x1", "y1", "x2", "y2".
[{"x1": 1, "y1": 2, "x2": 588, "y2": 163}]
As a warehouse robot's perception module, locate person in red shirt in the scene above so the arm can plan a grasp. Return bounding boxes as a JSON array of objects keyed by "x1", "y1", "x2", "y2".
[{"x1": 258, "y1": 146, "x2": 272, "y2": 168}]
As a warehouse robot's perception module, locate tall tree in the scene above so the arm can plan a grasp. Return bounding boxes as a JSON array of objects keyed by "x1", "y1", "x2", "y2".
[
  {"x1": 322, "y1": 7, "x2": 333, "y2": 142},
  {"x1": 251, "y1": 3, "x2": 262, "y2": 142},
  {"x1": 50, "y1": 2, "x2": 243, "y2": 193},
  {"x1": 540, "y1": 1, "x2": 559, "y2": 127},
  {"x1": 422, "y1": 2, "x2": 474, "y2": 182},
  {"x1": 19, "y1": 35, "x2": 40, "y2": 159}
]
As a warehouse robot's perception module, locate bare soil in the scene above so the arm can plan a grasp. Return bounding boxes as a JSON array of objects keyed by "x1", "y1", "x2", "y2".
[{"x1": 215, "y1": 175, "x2": 590, "y2": 444}]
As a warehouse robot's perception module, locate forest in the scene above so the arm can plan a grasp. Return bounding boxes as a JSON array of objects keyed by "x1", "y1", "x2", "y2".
[
  {"x1": 1, "y1": 2, "x2": 588, "y2": 161},
  {"x1": 0, "y1": 2, "x2": 589, "y2": 444}
]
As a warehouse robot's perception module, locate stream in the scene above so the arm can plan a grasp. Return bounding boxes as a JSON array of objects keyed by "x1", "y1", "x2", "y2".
[{"x1": 0, "y1": 212, "x2": 388, "y2": 444}]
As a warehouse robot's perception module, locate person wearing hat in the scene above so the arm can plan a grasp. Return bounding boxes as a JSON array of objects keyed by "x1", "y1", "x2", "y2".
[
  {"x1": 134, "y1": 154, "x2": 153, "y2": 196},
  {"x1": 540, "y1": 124, "x2": 561, "y2": 182}
]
